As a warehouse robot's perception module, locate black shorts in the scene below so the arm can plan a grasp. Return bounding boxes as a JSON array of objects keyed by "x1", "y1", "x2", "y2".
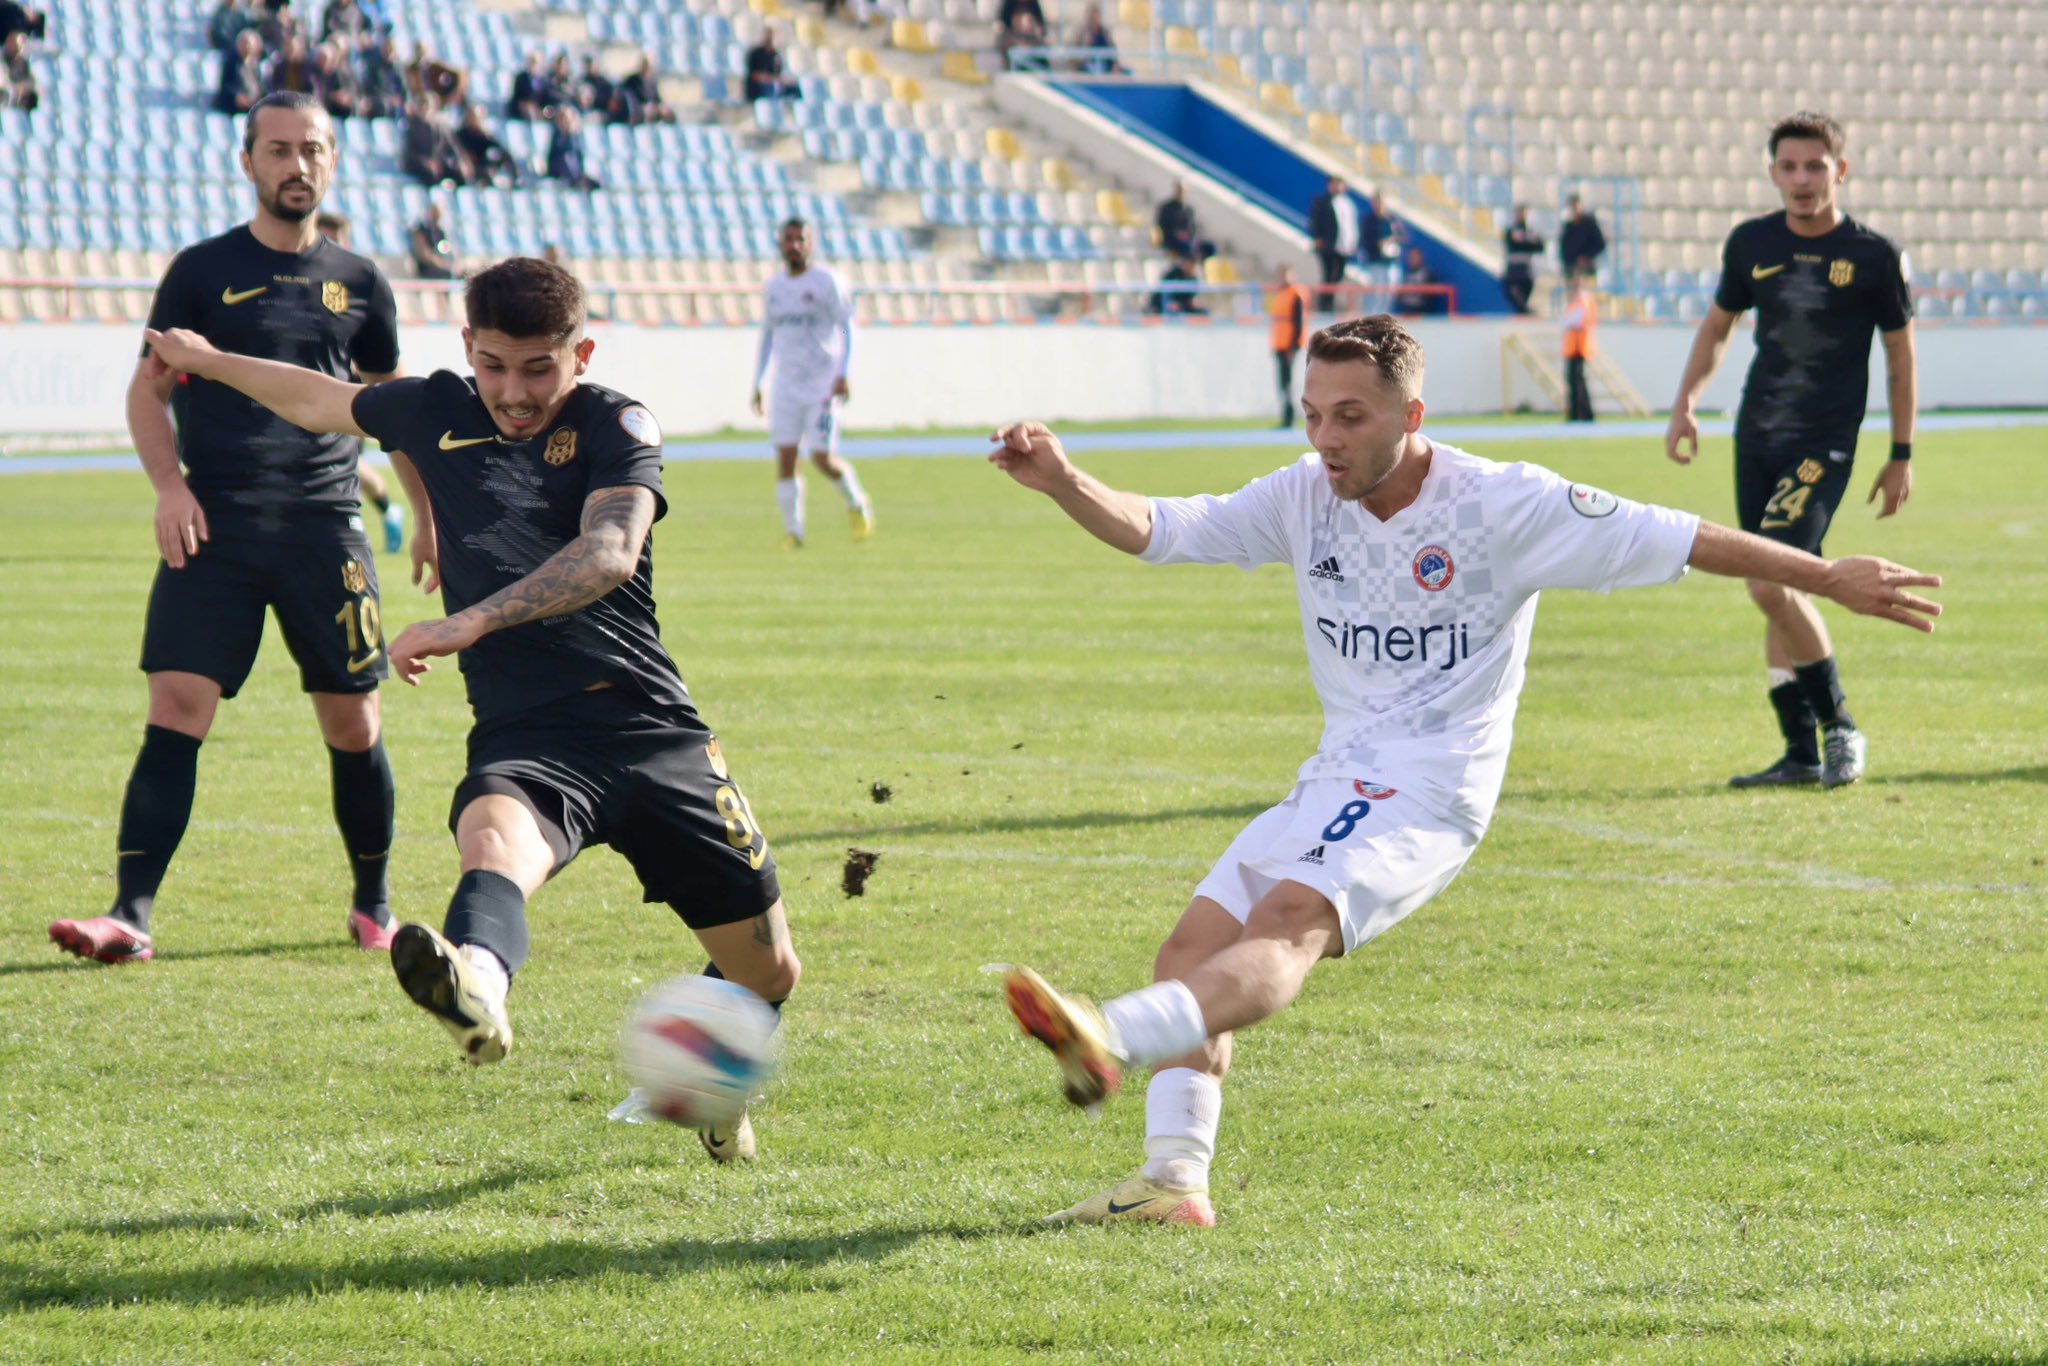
[
  {"x1": 139, "y1": 528, "x2": 386, "y2": 697},
  {"x1": 1734, "y1": 440, "x2": 1856, "y2": 555},
  {"x1": 451, "y1": 689, "x2": 781, "y2": 930}
]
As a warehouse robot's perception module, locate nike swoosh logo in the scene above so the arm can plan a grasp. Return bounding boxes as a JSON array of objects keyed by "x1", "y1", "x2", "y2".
[
  {"x1": 1750, "y1": 264, "x2": 1786, "y2": 280},
  {"x1": 1106, "y1": 1197, "x2": 1156, "y2": 1215},
  {"x1": 221, "y1": 286, "x2": 269, "y2": 305},
  {"x1": 439, "y1": 431, "x2": 496, "y2": 450},
  {"x1": 346, "y1": 648, "x2": 384, "y2": 675}
]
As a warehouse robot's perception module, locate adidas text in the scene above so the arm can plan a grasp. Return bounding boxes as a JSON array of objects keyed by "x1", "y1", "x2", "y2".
[{"x1": 1308, "y1": 557, "x2": 1345, "y2": 583}]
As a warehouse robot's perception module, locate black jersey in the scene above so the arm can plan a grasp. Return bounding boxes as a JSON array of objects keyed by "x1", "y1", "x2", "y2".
[
  {"x1": 352, "y1": 371, "x2": 691, "y2": 723},
  {"x1": 1713, "y1": 211, "x2": 1912, "y2": 454},
  {"x1": 145, "y1": 225, "x2": 400, "y2": 534}
]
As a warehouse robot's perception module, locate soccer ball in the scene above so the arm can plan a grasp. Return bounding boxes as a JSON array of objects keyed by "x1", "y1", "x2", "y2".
[{"x1": 619, "y1": 974, "x2": 780, "y2": 1129}]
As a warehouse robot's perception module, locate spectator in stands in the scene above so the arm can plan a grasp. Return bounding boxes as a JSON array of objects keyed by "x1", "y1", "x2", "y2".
[
  {"x1": 506, "y1": 50, "x2": 551, "y2": 121},
  {"x1": 1, "y1": 28, "x2": 36, "y2": 111},
  {"x1": 1154, "y1": 180, "x2": 1213, "y2": 264},
  {"x1": 1393, "y1": 246, "x2": 1444, "y2": 316},
  {"x1": 401, "y1": 93, "x2": 471, "y2": 188},
  {"x1": 208, "y1": 0, "x2": 257, "y2": 53},
  {"x1": 358, "y1": 30, "x2": 406, "y2": 118},
  {"x1": 996, "y1": 0, "x2": 1047, "y2": 71},
  {"x1": 321, "y1": 0, "x2": 368, "y2": 45},
  {"x1": 745, "y1": 28, "x2": 798, "y2": 103},
  {"x1": 1362, "y1": 191, "x2": 1405, "y2": 276},
  {"x1": 256, "y1": 0, "x2": 299, "y2": 53},
  {"x1": 1560, "y1": 193, "x2": 1606, "y2": 278},
  {"x1": 1561, "y1": 271, "x2": 1596, "y2": 421},
  {"x1": 408, "y1": 201, "x2": 455, "y2": 280},
  {"x1": 456, "y1": 103, "x2": 522, "y2": 187},
  {"x1": 546, "y1": 103, "x2": 601, "y2": 191},
  {"x1": 1267, "y1": 263, "x2": 1310, "y2": 427},
  {"x1": 1307, "y1": 175, "x2": 1358, "y2": 312},
  {"x1": 578, "y1": 52, "x2": 621, "y2": 123},
  {"x1": 619, "y1": 50, "x2": 675, "y2": 124},
  {"x1": 410, "y1": 44, "x2": 469, "y2": 110},
  {"x1": 213, "y1": 27, "x2": 265, "y2": 116},
  {"x1": 1149, "y1": 256, "x2": 1207, "y2": 316},
  {"x1": 266, "y1": 34, "x2": 323, "y2": 98},
  {"x1": 547, "y1": 51, "x2": 577, "y2": 109},
  {"x1": 1068, "y1": 4, "x2": 1123, "y2": 74},
  {"x1": 1501, "y1": 204, "x2": 1542, "y2": 314},
  {"x1": 314, "y1": 39, "x2": 359, "y2": 122}
]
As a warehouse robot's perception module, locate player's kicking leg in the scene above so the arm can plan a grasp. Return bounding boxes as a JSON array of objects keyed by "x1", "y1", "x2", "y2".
[
  {"x1": 772, "y1": 442, "x2": 806, "y2": 548},
  {"x1": 1010, "y1": 882, "x2": 1340, "y2": 1226},
  {"x1": 391, "y1": 792, "x2": 552, "y2": 1065},
  {"x1": 804, "y1": 402, "x2": 873, "y2": 541},
  {"x1": 688, "y1": 902, "x2": 801, "y2": 1163}
]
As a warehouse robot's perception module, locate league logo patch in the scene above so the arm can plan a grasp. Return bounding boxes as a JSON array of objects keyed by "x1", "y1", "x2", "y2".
[
  {"x1": 1412, "y1": 544, "x2": 1454, "y2": 591},
  {"x1": 340, "y1": 559, "x2": 367, "y2": 594},
  {"x1": 1352, "y1": 780, "x2": 1397, "y2": 800},
  {"x1": 1568, "y1": 483, "x2": 1619, "y2": 518},
  {"x1": 544, "y1": 427, "x2": 579, "y2": 466},
  {"x1": 618, "y1": 405, "x2": 662, "y2": 449},
  {"x1": 321, "y1": 281, "x2": 349, "y2": 315},
  {"x1": 1829, "y1": 259, "x2": 1855, "y2": 287}
]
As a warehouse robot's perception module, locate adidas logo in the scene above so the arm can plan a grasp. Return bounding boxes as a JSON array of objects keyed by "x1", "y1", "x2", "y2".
[
  {"x1": 1297, "y1": 844, "x2": 1326, "y2": 865},
  {"x1": 1308, "y1": 557, "x2": 1344, "y2": 582}
]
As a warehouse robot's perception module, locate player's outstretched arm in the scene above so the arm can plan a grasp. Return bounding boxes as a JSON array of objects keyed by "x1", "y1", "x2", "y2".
[
  {"x1": 384, "y1": 484, "x2": 655, "y2": 684},
  {"x1": 1663, "y1": 304, "x2": 1738, "y2": 465},
  {"x1": 142, "y1": 327, "x2": 370, "y2": 439},
  {"x1": 1687, "y1": 520, "x2": 1942, "y2": 632},
  {"x1": 988, "y1": 421, "x2": 1154, "y2": 555}
]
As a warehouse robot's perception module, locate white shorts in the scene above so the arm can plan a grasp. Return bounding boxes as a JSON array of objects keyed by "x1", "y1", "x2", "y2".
[
  {"x1": 769, "y1": 393, "x2": 838, "y2": 455},
  {"x1": 1192, "y1": 776, "x2": 1479, "y2": 955}
]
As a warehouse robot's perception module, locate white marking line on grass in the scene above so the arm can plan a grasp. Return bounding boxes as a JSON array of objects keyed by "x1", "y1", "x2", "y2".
[{"x1": 1492, "y1": 806, "x2": 2039, "y2": 896}]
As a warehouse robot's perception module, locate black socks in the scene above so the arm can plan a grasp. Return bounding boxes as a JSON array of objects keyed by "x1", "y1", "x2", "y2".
[
  {"x1": 1768, "y1": 681, "x2": 1821, "y2": 766},
  {"x1": 110, "y1": 725, "x2": 203, "y2": 931},
  {"x1": 1793, "y1": 658, "x2": 1854, "y2": 733},
  {"x1": 444, "y1": 869, "x2": 529, "y2": 975},
  {"x1": 329, "y1": 741, "x2": 395, "y2": 921}
]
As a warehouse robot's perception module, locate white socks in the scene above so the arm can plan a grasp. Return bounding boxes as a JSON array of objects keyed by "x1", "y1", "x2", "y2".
[
  {"x1": 1101, "y1": 979, "x2": 1208, "y2": 1069},
  {"x1": 830, "y1": 463, "x2": 869, "y2": 512},
  {"x1": 776, "y1": 477, "x2": 805, "y2": 538},
  {"x1": 1141, "y1": 1067, "x2": 1223, "y2": 1192},
  {"x1": 1767, "y1": 666, "x2": 1797, "y2": 689},
  {"x1": 461, "y1": 942, "x2": 511, "y2": 1004}
]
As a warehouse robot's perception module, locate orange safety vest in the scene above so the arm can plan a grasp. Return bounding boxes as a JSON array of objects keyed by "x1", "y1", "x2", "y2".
[
  {"x1": 1268, "y1": 284, "x2": 1310, "y2": 352},
  {"x1": 1562, "y1": 296, "x2": 1597, "y2": 359}
]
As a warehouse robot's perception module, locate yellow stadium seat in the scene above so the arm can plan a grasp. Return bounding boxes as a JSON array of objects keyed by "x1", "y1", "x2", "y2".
[
  {"x1": 1213, "y1": 53, "x2": 1245, "y2": 85},
  {"x1": 1040, "y1": 157, "x2": 1075, "y2": 190},
  {"x1": 1118, "y1": 0, "x2": 1151, "y2": 27},
  {"x1": 985, "y1": 126, "x2": 1020, "y2": 160},
  {"x1": 795, "y1": 16, "x2": 826, "y2": 44},
  {"x1": 1164, "y1": 25, "x2": 1201, "y2": 55},
  {"x1": 1201, "y1": 257, "x2": 1239, "y2": 285},
  {"x1": 1259, "y1": 82, "x2": 1301, "y2": 116},
  {"x1": 846, "y1": 47, "x2": 880, "y2": 76},
  {"x1": 1307, "y1": 111, "x2": 1342, "y2": 142},
  {"x1": 747, "y1": 0, "x2": 785, "y2": 16},
  {"x1": 1096, "y1": 189, "x2": 1135, "y2": 227},
  {"x1": 891, "y1": 18, "x2": 935, "y2": 53},
  {"x1": 942, "y1": 50, "x2": 988, "y2": 85},
  {"x1": 890, "y1": 75, "x2": 923, "y2": 102}
]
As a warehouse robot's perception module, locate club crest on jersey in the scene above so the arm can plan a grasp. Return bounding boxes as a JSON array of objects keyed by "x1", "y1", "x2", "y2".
[
  {"x1": 1796, "y1": 458, "x2": 1825, "y2": 485},
  {"x1": 341, "y1": 559, "x2": 367, "y2": 594},
  {"x1": 1352, "y1": 780, "x2": 1397, "y2": 800},
  {"x1": 1568, "y1": 483, "x2": 1618, "y2": 518},
  {"x1": 1412, "y1": 545, "x2": 1454, "y2": 591},
  {"x1": 704, "y1": 737, "x2": 730, "y2": 780},
  {"x1": 1828, "y1": 259, "x2": 1855, "y2": 287},
  {"x1": 544, "y1": 428, "x2": 579, "y2": 466},
  {"x1": 321, "y1": 281, "x2": 349, "y2": 315},
  {"x1": 618, "y1": 405, "x2": 662, "y2": 448}
]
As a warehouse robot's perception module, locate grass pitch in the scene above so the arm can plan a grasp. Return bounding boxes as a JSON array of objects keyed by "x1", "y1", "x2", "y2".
[{"x1": 2, "y1": 424, "x2": 2045, "y2": 1363}]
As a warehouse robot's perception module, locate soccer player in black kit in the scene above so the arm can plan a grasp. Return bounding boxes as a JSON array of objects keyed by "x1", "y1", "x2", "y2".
[
  {"x1": 50, "y1": 93, "x2": 416, "y2": 965},
  {"x1": 1664, "y1": 111, "x2": 1916, "y2": 790},
  {"x1": 142, "y1": 257, "x2": 802, "y2": 1164}
]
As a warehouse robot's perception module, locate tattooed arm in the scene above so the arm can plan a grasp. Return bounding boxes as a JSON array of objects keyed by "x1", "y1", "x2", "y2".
[{"x1": 384, "y1": 484, "x2": 657, "y2": 686}]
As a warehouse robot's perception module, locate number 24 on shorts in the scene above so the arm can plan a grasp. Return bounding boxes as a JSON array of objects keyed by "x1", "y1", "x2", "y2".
[{"x1": 1322, "y1": 799, "x2": 1372, "y2": 842}]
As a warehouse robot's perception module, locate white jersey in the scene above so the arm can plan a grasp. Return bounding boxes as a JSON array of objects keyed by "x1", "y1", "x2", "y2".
[
  {"x1": 1140, "y1": 441, "x2": 1700, "y2": 835},
  {"x1": 760, "y1": 265, "x2": 853, "y2": 403}
]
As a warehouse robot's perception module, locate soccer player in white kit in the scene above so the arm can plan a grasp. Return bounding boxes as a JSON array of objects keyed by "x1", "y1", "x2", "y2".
[
  {"x1": 750, "y1": 217, "x2": 875, "y2": 547},
  {"x1": 989, "y1": 315, "x2": 1942, "y2": 1227}
]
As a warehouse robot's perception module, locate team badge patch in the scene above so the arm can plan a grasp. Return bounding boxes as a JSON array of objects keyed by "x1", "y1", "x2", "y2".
[
  {"x1": 618, "y1": 405, "x2": 662, "y2": 449},
  {"x1": 321, "y1": 281, "x2": 349, "y2": 315},
  {"x1": 340, "y1": 559, "x2": 367, "y2": 594},
  {"x1": 1352, "y1": 780, "x2": 1397, "y2": 800},
  {"x1": 544, "y1": 428, "x2": 579, "y2": 466},
  {"x1": 1829, "y1": 259, "x2": 1855, "y2": 287},
  {"x1": 1568, "y1": 483, "x2": 1619, "y2": 518},
  {"x1": 1796, "y1": 458, "x2": 1825, "y2": 485},
  {"x1": 1412, "y1": 544, "x2": 1454, "y2": 591}
]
